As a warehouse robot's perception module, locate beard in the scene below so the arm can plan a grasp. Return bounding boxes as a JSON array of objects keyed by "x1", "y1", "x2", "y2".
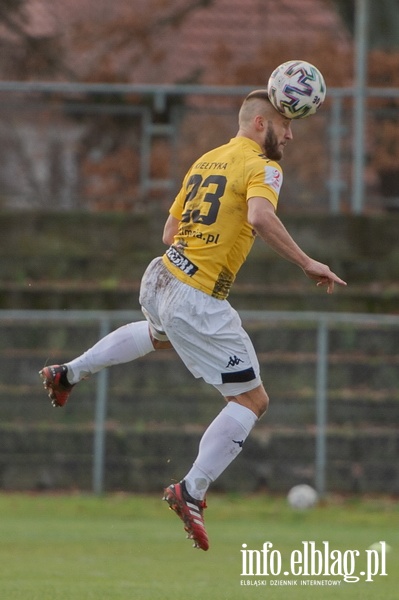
[{"x1": 263, "y1": 122, "x2": 283, "y2": 161}]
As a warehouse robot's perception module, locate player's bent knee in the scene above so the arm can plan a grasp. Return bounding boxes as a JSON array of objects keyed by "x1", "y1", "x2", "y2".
[
  {"x1": 226, "y1": 386, "x2": 269, "y2": 419},
  {"x1": 257, "y1": 393, "x2": 269, "y2": 417},
  {"x1": 251, "y1": 392, "x2": 269, "y2": 418}
]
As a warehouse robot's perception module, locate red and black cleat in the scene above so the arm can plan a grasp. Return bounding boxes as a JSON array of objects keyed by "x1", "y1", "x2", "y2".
[
  {"x1": 163, "y1": 481, "x2": 209, "y2": 551},
  {"x1": 39, "y1": 364, "x2": 74, "y2": 408}
]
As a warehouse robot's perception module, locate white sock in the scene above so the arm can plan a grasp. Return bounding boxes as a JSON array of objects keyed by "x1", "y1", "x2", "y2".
[
  {"x1": 184, "y1": 402, "x2": 258, "y2": 501},
  {"x1": 65, "y1": 321, "x2": 154, "y2": 384}
]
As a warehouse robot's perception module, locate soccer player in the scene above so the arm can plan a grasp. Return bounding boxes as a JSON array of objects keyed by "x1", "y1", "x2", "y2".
[{"x1": 40, "y1": 90, "x2": 346, "y2": 551}]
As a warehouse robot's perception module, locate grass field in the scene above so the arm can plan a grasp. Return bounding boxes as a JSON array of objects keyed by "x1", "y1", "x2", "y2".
[{"x1": 0, "y1": 492, "x2": 397, "y2": 600}]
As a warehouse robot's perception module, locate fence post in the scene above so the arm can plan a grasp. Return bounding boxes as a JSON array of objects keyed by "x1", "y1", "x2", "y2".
[
  {"x1": 352, "y1": 0, "x2": 369, "y2": 214},
  {"x1": 315, "y1": 318, "x2": 329, "y2": 497},
  {"x1": 92, "y1": 317, "x2": 111, "y2": 495},
  {"x1": 328, "y1": 94, "x2": 344, "y2": 214}
]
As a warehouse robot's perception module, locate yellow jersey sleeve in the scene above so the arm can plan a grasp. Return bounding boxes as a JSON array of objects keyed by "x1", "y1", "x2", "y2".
[{"x1": 245, "y1": 156, "x2": 283, "y2": 210}]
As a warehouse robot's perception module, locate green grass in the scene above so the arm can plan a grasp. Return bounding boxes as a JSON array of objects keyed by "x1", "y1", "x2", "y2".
[{"x1": 0, "y1": 493, "x2": 397, "y2": 600}]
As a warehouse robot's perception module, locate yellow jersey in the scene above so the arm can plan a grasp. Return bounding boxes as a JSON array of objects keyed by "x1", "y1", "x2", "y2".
[{"x1": 162, "y1": 136, "x2": 283, "y2": 299}]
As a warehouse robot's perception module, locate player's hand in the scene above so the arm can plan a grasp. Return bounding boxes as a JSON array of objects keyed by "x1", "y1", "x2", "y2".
[{"x1": 302, "y1": 260, "x2": 347, "y2": 294}]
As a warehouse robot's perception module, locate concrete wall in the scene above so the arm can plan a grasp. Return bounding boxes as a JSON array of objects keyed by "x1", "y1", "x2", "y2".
[{"x1": 1, "y1": 212, "x2": 399, "y2": 312}]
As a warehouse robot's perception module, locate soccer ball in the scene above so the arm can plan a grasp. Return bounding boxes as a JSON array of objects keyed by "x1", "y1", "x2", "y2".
[
  {"x1": 287, "y1": 484, "x2": 318, "y2": 510},
  {"x1": 267, "y1": 60, "x2": 326, "y2": 119}
]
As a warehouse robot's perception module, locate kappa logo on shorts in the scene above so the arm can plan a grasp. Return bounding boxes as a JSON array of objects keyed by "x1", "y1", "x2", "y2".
[
  {"x1": 225, "y1": 355, "x2": 244, "y2": 368},
  {"x1": 166, "y1": 246, "x2": 198, "y2": 276}
]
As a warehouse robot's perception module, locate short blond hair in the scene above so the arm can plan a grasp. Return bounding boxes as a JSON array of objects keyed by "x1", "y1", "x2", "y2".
[{"x1": 238, "y1": 90, "x2": 273, "y2": 127}]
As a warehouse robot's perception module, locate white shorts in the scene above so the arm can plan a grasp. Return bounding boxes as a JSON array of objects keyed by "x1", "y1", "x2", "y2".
[{"x1": 139, "y1": 257, "x2": 261, "y2": 396}]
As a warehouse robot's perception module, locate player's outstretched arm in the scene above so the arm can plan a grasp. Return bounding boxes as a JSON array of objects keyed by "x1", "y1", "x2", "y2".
[{"x1": 247, "y1": 197, "x2": 347, "y2": 294}]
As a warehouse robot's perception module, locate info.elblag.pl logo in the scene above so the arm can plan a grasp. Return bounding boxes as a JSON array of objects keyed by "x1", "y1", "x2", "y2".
[{"x1": 240, "y1": 541, "x2": 389, "y2": 586}]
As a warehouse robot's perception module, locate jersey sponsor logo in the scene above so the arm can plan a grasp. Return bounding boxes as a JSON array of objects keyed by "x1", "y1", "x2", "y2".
[
  {"x1": 165, "y1": 245, "x2": 198, "y2": 276},
  {"x1": 212, "y1": 266, "x2": 234, "y2": 299},
  {"x1": 264, "y1": 166, "x2": 283, "y2": 193},
  {"x1": 180, "y1": 228, "x2": 220, "y2": 245}
]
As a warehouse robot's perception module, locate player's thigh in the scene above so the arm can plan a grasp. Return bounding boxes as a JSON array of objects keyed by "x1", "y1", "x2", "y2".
[{"x1": 161, "y1": 288, "x2": 261, "y2": 390}]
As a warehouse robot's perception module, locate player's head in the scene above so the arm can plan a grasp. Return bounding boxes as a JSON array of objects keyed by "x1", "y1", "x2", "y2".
[{"x1": 238, "y1": 89, "x2": 293, "y2": 161}]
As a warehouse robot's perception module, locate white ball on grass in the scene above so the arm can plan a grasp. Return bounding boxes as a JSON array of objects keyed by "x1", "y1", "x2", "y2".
[{"x1": 287, "y1": 484, "x2": 319, "y2": 510}]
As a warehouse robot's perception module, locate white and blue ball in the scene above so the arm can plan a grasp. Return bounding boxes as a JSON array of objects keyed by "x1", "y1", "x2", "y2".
[{"x1": 267, "y1": 60, "x2": 326, "y2": 119}]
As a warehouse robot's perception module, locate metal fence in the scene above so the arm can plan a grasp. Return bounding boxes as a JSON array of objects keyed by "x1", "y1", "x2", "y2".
[
  {"x1": 1, "y1": 309, "x2": 399, "y2": 496},
  {"x1": 0, "y1": 82, "x2": 398, "y2": 214}
]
